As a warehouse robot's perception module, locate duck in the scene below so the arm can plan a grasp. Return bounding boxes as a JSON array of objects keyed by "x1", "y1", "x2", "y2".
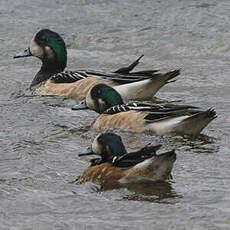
[
  {"x1": 77, "y1": 132, "x2": 176, "y2": 186},
  {"x1": 14, "y1": 29, "x2": 180, "y2": 101},
  {"x1": 72, "y1": 84, "x2": 217, "y2": 136}
]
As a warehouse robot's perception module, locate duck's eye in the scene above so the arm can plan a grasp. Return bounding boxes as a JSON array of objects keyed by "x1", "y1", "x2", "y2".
[{"x1": 97, "y1": 89, "x2": 101, "y2": 94}]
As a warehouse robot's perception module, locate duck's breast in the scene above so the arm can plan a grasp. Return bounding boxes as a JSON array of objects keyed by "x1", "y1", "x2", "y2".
[
  {"x1": 35, "y1": 77, "x2": 102, "y2": 100},
  {"x1": 80, "y1": 163, "x2": 125, "y2": 185}
]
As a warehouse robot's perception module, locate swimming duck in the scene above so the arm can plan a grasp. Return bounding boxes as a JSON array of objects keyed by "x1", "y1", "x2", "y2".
[
  {"x1": 14, "y1": 29, "x2": 180, "y2": 101},
  {"x1": 72, "y1": 84, "x2": 217, "y2": 136},
  {"x1": 78, "y1": 133, "x2": 176, "y2": 185}
]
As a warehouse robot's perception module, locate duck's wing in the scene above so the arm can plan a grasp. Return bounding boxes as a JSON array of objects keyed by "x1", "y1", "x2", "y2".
[
  {"x1": 75, "y1": 67, "x2": 161, "y2": 84},
  {"x1": 126, "y1": 102, "x2": 200, "y2": 111},
  {"x1": 142, "y1": 104, "x2": 206, "y2": 122},
  {"x1": 103, "y1": 102, "x2": 164, "y2": 115},
  {"x1": 114, "y1": 54, "x2": 145, "y2": 74},
  {"x1": 49, "y1": 55, "x2": 165, "y2": 84},
  {"x1": 50, "y1": 70, "x2": 88, "y2": 83},
  {"x1": 103, "y1": 102, "x2": 201, "y2": 116},
  {"x1": 91, "y1": 68, "x2": 180, "y2": 85},
  {"x1": 50, "y1": 68, "x2": 159, "y2": 84},
  {"x1": 112, "y1": 144, "x2": 162, "y2": 168},
  {"x1": 124, "y1": 102, "x2": 205, "y2": 122},
  {"x1": 81, "y1": 54, "x2": 159, "y2": 83},
  {"x1": 103, "y1": 104, "x2": 131, "y2": 114}
]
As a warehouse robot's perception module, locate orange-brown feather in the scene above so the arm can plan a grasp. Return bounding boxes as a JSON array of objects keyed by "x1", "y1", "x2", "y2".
[
  {"x1": 79, "y1": 160, "x2": 172, "y2": 185},
  {"x1": 92, "y1": 111, "x2": 147, "y2": 132},
  {"x1": 35, "y1": 77, "x2": 114, "y2": 100},
  {"x1": 79, "y1": 163, "x2": 126, "y2": 185}
]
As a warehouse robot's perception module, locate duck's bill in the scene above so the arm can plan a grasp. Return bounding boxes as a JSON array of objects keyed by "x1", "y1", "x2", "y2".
[
  {"x1": 72, "y1": 99, "x2": 88, "y2": 110},
  {"x1": 78, "y1": 147, "x2": 95, "y2": 157},
  {"x1": 14, "y1": 48, "x2": 32, "y2": 58}
]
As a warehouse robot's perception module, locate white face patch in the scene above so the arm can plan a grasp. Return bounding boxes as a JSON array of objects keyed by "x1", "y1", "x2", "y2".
[
  {"x1": 86, "y1": 92, "x2": 95, "y2": 110},
  {"x1": 44, "y1": 45, "x2": 55, "y2": 60},
  {"x1": 30, "y1": 37, "x2": 44, "y2": 58},
  {"x1": 29, "y1": 37, "x2": 55, "y2": 61},
  {"x1": 98, "y1": 98, "x2": 105, "y2": 108},
  {"x1": 91, "y1": 134, "x2": 102, "y2": 155}
]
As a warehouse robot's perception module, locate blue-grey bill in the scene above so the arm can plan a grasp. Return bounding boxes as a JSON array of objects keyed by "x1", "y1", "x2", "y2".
[
  {"x1": 72, "y1": 100, "x2": 88, "y2": 110},
  {"x1": 14, "y1": 47, "x2": 32, "y2": 58},
  {"x1": 78, "y1": 147, "x2": 94, "y2": 156}
]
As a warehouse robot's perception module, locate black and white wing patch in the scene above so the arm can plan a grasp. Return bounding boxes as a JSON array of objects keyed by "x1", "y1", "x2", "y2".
[
  {"x1": 103, "y1": 102, "x2": 164, "y2": 115},
  {"x1": 104, "y1": 102, "x2": 203, "y2": 122},
  {"x1": 125, "y1": 102, "x2": 164, "y2": 111},
  {"x1": 112, "y1": 144, "x2": 161, "y2": 168},
  {"x1": 103, "y1": 104, "x2": 131, "y2": 115},
  {"x1": 50, "y1": 71, "x2": 88, "y2": 83}
]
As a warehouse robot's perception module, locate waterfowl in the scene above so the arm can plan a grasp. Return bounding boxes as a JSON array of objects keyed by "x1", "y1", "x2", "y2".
[
  {"x1": 72, "y1": 84, "x2": 217, "y2": 136},
  {"x1": 14, "y1": 29, "x2": 180, "y2": 101},
  {"x1": 78, "y1": 133, "x2": 176, "y2": 185}
]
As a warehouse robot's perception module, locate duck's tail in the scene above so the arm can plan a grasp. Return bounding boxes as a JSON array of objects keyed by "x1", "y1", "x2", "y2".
[
  {"x1": 163, "y1": 69, "x2": 181, "y2": 84},
  {"x1": 120, "y1": 150, "x2": 176, "y2": 183},
  {"x1": 174, "y1": 108, "x2": 217, "y2": 136},
  {"x1": 115, "y1": 69, "x2": 180, "y2": 101},
  {"x1": 114, "y1": 55, "x2": 145, "y2": 74}
]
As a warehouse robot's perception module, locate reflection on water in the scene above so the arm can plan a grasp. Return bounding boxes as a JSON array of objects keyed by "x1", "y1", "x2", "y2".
[
  {"x1": 122, "y1": 182, "x2": 181, "y2": 203},
  {"x1": 96, "y1": 181, "x2": 181, "y2": 203},
  {"x1": 156, "y1": 133, "x2": 219, "y2": 154},
  {"x1": 72, "y1": 174, "x2": 180, "y2": 203}
]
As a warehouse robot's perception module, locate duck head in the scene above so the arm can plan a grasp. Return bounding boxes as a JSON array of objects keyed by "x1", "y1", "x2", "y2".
[
  {"x1": 72, "y1": 84, "x2": 124, "y2": 113},
  {"x1": 79, "y1": 133, "x2": 127, "y2": 164},
  {"x1": 14, "y1": 29, "x2": 67, "y2": 87}
]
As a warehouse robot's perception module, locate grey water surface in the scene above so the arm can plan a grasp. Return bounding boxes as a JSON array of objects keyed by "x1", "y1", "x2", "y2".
[{"x1": 1, "y1": 0, "x2": 230, "y2": 229}]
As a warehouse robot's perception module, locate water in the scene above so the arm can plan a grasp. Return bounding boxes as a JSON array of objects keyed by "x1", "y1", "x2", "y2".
[{"x1": 1, "y1": 0, "x2": 230, "y2": 229}]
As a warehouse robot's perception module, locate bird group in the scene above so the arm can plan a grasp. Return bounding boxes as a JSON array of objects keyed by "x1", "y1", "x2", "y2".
[{"x1": 14, "y1": 29, "x2": 217, "y2": 187}]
